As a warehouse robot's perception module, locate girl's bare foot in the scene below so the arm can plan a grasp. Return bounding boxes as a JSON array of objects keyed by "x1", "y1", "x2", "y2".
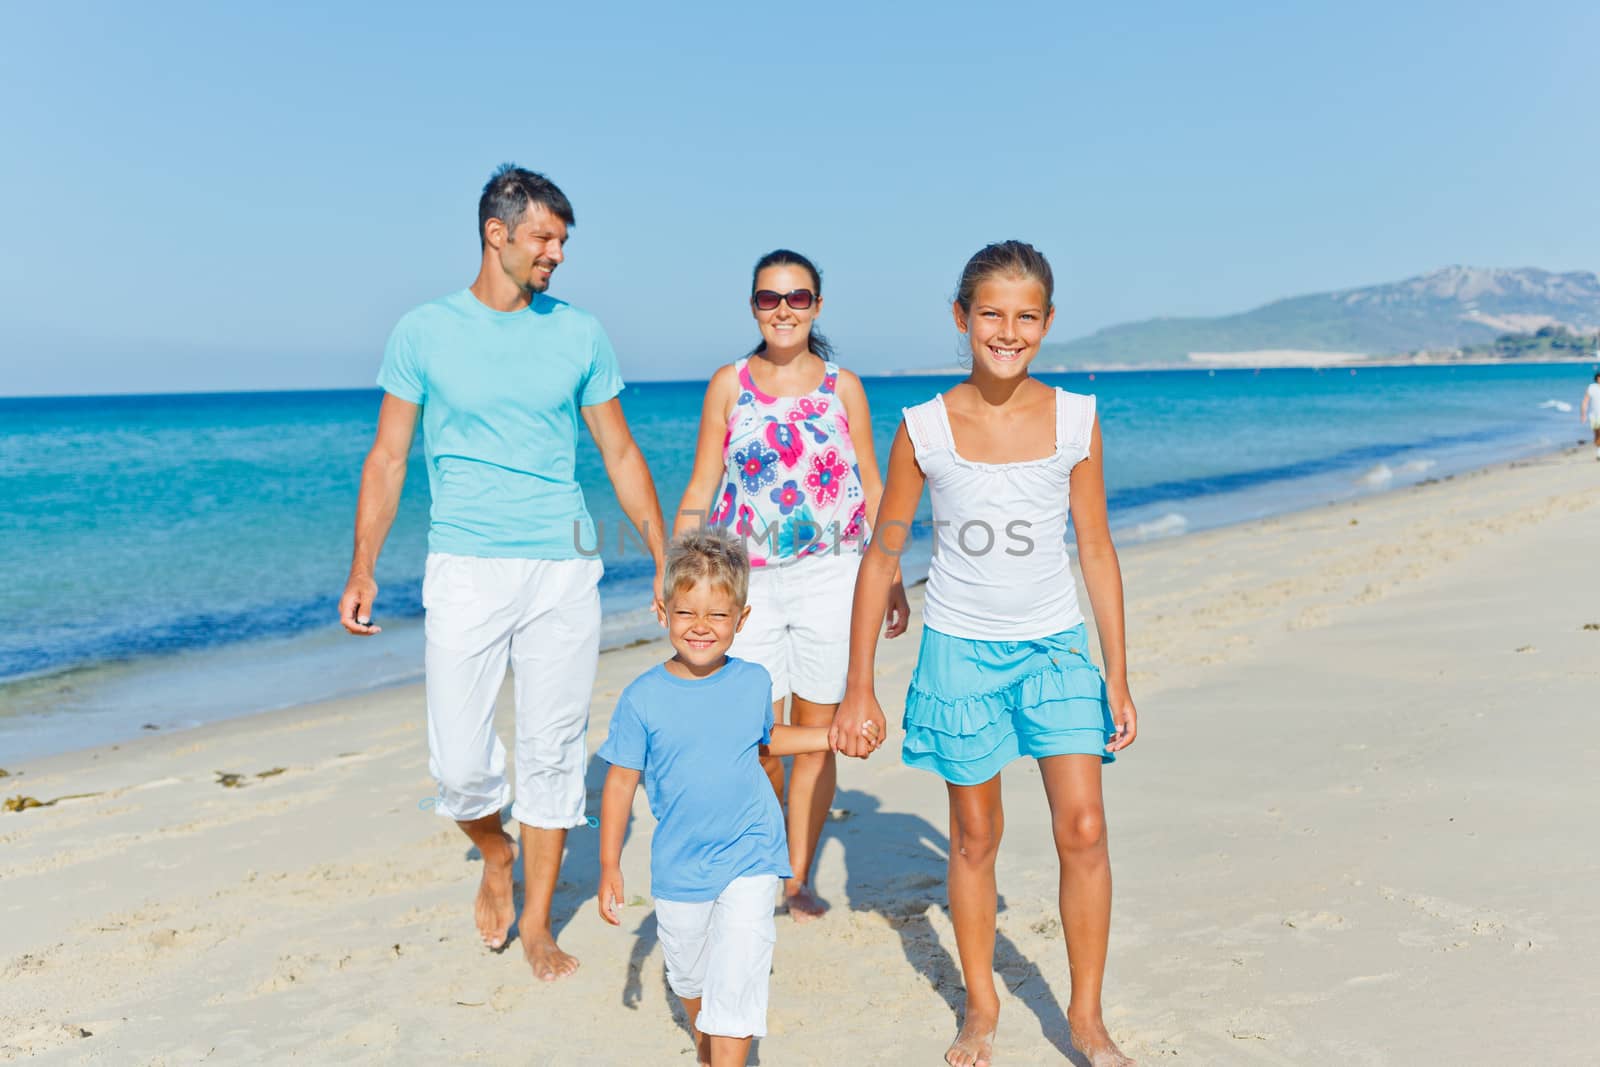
[
  {"x1": 783, "y1": 881, "x2": 828, "y2": 922},
  {"x1": 523, "y1": 929, "x2": 580, "y2": 981},
  {"x1": 946, "y1": 1009, "x2": 998, "y2": 1067},
  {"x1": 475, "y1": 831, "x2": 516, "y2": 949},
  {"x1": 1068, "y1": 1016, "x2": 1135, "y2": 1067}
]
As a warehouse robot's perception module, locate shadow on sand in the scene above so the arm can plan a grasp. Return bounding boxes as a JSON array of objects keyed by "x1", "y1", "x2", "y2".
[{"x1": 833, "y1": 786, "x2": 1088, "y2": 1065}]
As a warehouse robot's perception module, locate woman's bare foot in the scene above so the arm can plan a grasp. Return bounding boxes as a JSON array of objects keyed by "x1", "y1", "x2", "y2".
[
  {"x1": 1068, "y1": 1016, "x2": 1135, "y2": 1067},
  {"x1": 783, "y1": 881, "x2": 828, "y2": 922},
  {"x1": 523, "y1": 929, "x2": 580, "y2": 981},
  {"x1": 946, "y1": 1009, "x2": 998, "y2": 1067},
  {"x1": 475, "y1": 831, "x2": 516, "y2": 950}
]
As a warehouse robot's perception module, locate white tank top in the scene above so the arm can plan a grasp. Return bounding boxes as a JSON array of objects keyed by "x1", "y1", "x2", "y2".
[{"x1": 902, "y1": 389, "x2": 1097, "y2": 641}]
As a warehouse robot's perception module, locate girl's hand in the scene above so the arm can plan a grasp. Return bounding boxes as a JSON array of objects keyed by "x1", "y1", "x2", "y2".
[
  {"x1": 598, "y1": 866, "x2": 625, "y2": 926},
  {"x1": 1106, "y1": 683, "x2": 1139, "y2": 753},
  {"x1": 651, "y1": 566, "x2": 667, "y2": 627},
  {"x1": 832, "y1": 687, "x2": 887, "y2": 759},
  {"x1": 884, "y1": 580, "x2": 910, "y2": 639}
]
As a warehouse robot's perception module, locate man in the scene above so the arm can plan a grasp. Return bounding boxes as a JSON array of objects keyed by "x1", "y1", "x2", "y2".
[
  {"x1": 339, "y1": 164, "x2": 665, "y2": 981},
  {"x1": 1584, "y1": 369, "x2": 1600, "y2": 461}
]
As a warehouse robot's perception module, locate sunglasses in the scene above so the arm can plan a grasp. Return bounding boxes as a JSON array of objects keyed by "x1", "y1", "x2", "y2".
[{"x1": 752, "y1": 288, "x2": 816, "y2": 311}]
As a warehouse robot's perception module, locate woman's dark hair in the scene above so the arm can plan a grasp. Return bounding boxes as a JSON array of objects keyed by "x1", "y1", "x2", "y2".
[
  {"x1": 750, "y1": 249, "x2": 835, "y2": 360},
  {"x1": 478, "y1": 163, "x2": 574, "y2": 248},
  {"x1": 953, "y1": 240, "x2": 1055, "y2": 315}
]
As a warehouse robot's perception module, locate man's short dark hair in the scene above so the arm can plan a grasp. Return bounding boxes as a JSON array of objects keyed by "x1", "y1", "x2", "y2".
[{"x1": 478, "y1": 164, "x2": 574, "y2": 247}]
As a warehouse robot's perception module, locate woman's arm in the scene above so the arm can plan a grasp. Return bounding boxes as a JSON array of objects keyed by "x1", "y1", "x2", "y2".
[
  {"x1": 837, "y1": 370, "x2": 909, "y2": 638},
  {"x1": 597, "y1": 764, "x2": 642, "y2": 925},
  {"x1": 832, "y1": 423, "x2": 927, "y2": 757},
  {"x1": 1069, "y1": 418, "x2": 1138, "y2": 752},
  {"x1": 671, "y1": 364, "x2": 740, "y2": 539}
]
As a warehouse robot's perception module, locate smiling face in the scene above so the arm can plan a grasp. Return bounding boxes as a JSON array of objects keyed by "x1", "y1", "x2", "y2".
[
  {"x1": 666, "y1": 577, "x2": 751, "y2": 674},
  {"x1": 488, "y1": 202, "x2": 567, "y2": 295},
  {"x1": 750, "y1": 263, "x2": 823, "y2": 355},
  {"x1": 953, "y1": 274, "x2": 1055, "y2": 380}
]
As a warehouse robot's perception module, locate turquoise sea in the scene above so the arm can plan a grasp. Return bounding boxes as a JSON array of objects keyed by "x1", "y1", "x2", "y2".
[{"x1": 2, "y1": 362, "x2": 1594, "y2": 759}]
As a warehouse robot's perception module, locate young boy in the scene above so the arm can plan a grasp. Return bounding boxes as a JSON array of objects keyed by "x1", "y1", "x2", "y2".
[{"x1": 596, "y1": 528, "x2": 876, "y2": 1066}]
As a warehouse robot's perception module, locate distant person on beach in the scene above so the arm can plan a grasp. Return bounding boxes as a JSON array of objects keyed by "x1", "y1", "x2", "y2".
[
  {"x1": 596, "y1": 528, "x2": 876, "y2": 1066},
  {"x1": 338, "y1": 164, "x2": 666, "y2": 981},
  {"x1": 672, "y1": 249, "x2": 909, "y2": 921},
  {"x1": 1584, "y1": 370, "x2": 1600, "y2": 460},
  {"x1": 836, "y1": 241, "x2": 1138, "y2": 1067}
]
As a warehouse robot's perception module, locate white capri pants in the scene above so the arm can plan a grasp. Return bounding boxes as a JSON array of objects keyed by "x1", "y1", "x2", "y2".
[
  {"x1": 730, "y1": 551, "x2": 860, "y2": 706},
  {"x1": 422, "y1": 553, "x2": 602, "y2": 828},
  {"x1": 655, "y1": 874, "x2": 780, "y2": 1038}
]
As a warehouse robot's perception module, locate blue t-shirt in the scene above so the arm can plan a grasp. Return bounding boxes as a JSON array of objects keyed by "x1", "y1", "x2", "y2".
[
  {"x1": 377, "y1": 289, "x2": 625, "y2": 558},
  {"x1": 597, "y1": 657, "x2": 793, "y2": 903}
]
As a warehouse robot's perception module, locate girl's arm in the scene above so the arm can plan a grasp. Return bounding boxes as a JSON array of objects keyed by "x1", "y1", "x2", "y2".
[
  {"x1": 1068, "y1": 418, "x2": 1138, "y2": 752},
  {"x1": 763, "y1": 720, "x2": 879, "y2": 758},
  {"x1": 670, "y1": 365, "x2": 740, "y2": 538},
  {"x1": 836, "y1": 370, "x2": 910, "y2": 638},
  {"x1": 832, "y1": 423, "x2": 927, "y2": 758},
  {"x1": 597, "y1": 764, "x2": 642, "y2": 925}
]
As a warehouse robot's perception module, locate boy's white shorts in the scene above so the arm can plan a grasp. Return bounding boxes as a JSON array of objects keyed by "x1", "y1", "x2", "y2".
[
  {"x1": 654, "y1": 875, "x2": 780, "y2": 1038},
  {"x1": 730, "y1": 551, "x2": 860, "y2": 706},
  {"x1": 422, "y1": 553, "x2": 602, "y2": 828}
]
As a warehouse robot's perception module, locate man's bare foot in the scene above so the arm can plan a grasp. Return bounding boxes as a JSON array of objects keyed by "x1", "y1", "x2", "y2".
[
  {"x1": 475, "y1": 831, "x2": 516, "y2": 950},
  {"x1": 1068, "y1": 1016, "x2": 1136, "y2": 1067},
  {"x1": 783, "y1": 881, "x2": 828, "y2": 922},
  {"x1": 946, "y1": 1009, "x2": 998, "y2": 1067},
  {"x1": 523, "y1": 929, "x2": 580, "y2": 982}
]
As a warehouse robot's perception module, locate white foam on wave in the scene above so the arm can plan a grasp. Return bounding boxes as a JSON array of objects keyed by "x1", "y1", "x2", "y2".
[
  {"x1": 1540, "y1": 399, "x2": 1573, "y2": 412},
  {"x1": 1398, "y1": 458, "x2": 1436, "y2": 475},
  {"x1": 1129, "y1": 513, "x2": 1190, "y2": 541},
  {"x1": 1357, "y1": 463, "x2": 1394, "y2": 486}
]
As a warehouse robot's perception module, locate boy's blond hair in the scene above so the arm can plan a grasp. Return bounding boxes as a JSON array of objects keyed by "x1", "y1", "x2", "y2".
[{"x1": 664, "y1": 527, "x2": 750, "y2": 607}]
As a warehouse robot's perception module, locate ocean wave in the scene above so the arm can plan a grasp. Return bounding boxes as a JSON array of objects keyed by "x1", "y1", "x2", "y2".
[
  {"x1": 1127, "y1": 513, "x2": 1190, "y2": 541},
  {"x1": 1539, "y1": 399, "x2": 1574, "y2": 412},
  {"x1": 1357, "y1": 463, "x2": 1394, "y2": 486}
]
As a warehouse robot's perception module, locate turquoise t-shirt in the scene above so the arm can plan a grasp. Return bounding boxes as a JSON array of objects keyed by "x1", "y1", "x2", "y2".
[
  {"x1": 597, "y1": 657, "x2": 793, "y2": 903},
  {"x1": 377, "y1": 289, "x2": 624, "y2": 558}
]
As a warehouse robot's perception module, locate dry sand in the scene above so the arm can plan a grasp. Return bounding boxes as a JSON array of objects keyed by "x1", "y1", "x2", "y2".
[{"x1": 4, "y1": 448, "x2": 1599, "y2": 1065}]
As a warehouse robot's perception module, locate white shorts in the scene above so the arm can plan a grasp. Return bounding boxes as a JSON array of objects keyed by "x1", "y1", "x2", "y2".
[
  {"x1": 730, "y1": 552, "x2": 860, "y2": 705},
  {"x1": 422, "y1": 553, "x2": 602, "y2": 828},
  {"x1": 655, "y1": 875, "x2": 780, "y2": 1038}
]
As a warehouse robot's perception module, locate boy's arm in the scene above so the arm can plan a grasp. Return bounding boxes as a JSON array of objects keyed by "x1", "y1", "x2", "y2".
[
  {"x1": 762, "y1": 721, "x2": 878, "y2": 758},
  {"x1": 597, "y1": 764, "x2": 642, "y2": 925}
]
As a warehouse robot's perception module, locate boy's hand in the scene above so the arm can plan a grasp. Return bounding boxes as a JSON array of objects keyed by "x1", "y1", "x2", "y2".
[{"x1": 598, "y1": 866, "x2": 625, "y2": 926}]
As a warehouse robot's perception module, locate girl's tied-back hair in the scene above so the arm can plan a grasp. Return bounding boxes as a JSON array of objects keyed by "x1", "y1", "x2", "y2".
[
  {"x1": 953, "y1": 240, "x2": 1056, "y2": 315},
  {"x1": 750, "y1": 249, "x2": 836, "y2": 361},
  {"x1": 664, "y1": 527, "x2": 751, "y2": 607}
]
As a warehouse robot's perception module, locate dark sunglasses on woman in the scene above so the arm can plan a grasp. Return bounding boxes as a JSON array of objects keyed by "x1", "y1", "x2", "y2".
[{"x1": 752, "y1": 288, "x2": 816, "y2": 311}]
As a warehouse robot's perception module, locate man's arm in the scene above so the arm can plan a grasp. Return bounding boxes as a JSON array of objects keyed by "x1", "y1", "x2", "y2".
[
  {"x1": 581, "y1": 398, "x2": 667, "y2": 611},
  {"x1": 339, "y1": 394, "x2": 418, "y2": 635}
]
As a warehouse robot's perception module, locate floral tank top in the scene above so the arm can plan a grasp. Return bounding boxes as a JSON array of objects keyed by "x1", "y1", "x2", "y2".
[{"x1": 709, "y1": 357, "x2": 866, "y2": 567}]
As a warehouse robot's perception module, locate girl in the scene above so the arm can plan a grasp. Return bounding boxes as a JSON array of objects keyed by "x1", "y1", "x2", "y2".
[
  {"x1": 834, "y1": 241, "x2": 1138, "y2": 1067},
  {"x1": 673, "y1": 249, "x2": 909, "y2": 920}
]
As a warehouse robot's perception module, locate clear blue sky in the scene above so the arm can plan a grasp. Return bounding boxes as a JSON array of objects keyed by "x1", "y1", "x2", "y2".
[{"x1": 4, "y1": 1, "x2": 1596, "y2": 396}]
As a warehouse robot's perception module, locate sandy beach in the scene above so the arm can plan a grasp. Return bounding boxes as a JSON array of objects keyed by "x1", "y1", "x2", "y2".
[{"x1": 4, "y1": 446, "x2": 1598, "y2": 1065}]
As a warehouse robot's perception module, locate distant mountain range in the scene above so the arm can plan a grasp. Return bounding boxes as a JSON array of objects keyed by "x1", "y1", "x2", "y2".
[{"x1": 1039, "y1": 266, "x2": 1600, "y2": 368}]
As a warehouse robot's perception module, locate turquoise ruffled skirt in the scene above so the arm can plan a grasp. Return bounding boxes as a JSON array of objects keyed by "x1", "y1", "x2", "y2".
[{"x1": 902, "y1": 623, "x2": 1115, "y2": 785}]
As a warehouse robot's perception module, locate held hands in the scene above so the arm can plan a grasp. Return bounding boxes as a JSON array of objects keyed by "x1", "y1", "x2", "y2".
[
  {"x1": 598, "y1": 865, "x2": 625, "y2": 926},
  {"x1": 831, "y1": 688, "x2": 888, "y2": 760},
  {"x1": 338, "y1": 573, "x2": 381, "y2": 635},
  {"x1": 1105, "y1": 681, "x2": 1139, "y2": 754}
]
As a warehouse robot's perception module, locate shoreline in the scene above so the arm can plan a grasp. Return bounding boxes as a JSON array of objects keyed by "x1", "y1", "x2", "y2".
[
  {"x1": 3, "y1": 444, "x2": 1596, "y2": 1062},
  {"x1": 3, "y1": 423, "x2": 1586, "y2": 762}
]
